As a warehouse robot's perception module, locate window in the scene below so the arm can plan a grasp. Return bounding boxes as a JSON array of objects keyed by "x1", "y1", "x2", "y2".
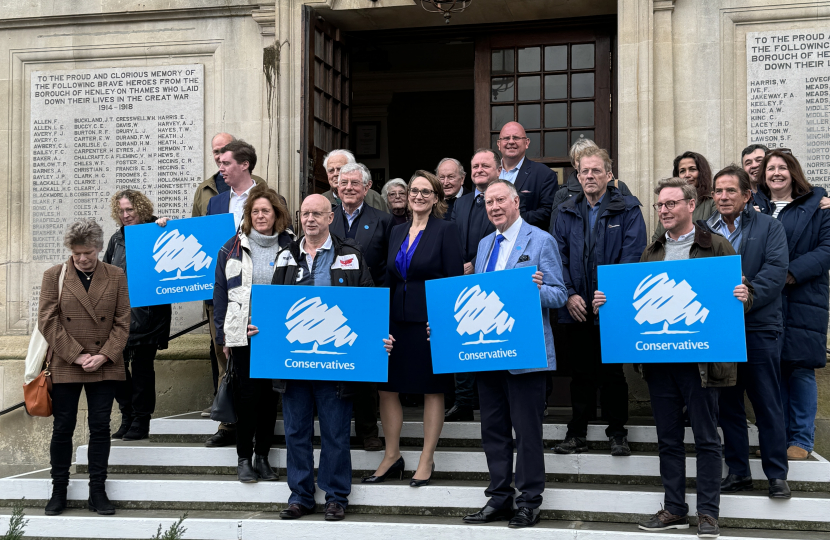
[{"x1": 313, "y1": 27, "x2": 350, "y2": 154}]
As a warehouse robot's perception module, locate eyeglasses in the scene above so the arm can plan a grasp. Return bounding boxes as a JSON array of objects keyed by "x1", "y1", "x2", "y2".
[
  {"x1": 300, "y1": 211, "x2": 331, "y2": 219},
  {"x1": 771, "y1": 147, "x2": 792, "y2": 155},
  {"x1": 409, "y1": 188, "x2": 435, "y2": 198},
  {"x1": 497, "y1": 136, "x2": 528, "y2": 143},
  {"x1": 652, "y1": 199, "x2": 690, "y2": 211}
]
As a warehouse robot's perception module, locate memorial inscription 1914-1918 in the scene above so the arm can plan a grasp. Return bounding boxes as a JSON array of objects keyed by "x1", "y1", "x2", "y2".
[
  {"x1": 29, "y1": 64, "x2": 205, "y2": 332},
  {"x1": 747, "y1": 30, "x2": 830, "y2": 190}
]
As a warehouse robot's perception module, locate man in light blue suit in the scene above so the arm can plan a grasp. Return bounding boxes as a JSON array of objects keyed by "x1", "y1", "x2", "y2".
[{"x1": 462, "y1": 179, "x2": 568, "y2": 529}]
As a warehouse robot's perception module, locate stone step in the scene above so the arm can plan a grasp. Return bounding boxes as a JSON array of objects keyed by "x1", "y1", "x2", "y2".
[
  {"x1": 81, "y1": 442, "x2": 830, "y2": 490},
  {"x1": 0, "y1": 508, "x2": 825, "y2": 540},
  {"x1": 2, "y1": 473, "x2": 828, "y2": 531},
  {"x1": 149, "y1": 412, "x2": 761, "y2": 448}
]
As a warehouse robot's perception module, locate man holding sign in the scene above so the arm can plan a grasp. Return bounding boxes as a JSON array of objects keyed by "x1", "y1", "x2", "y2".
[
  {"x1": 461, "y1": 179, "x2": 567, "y2": 529},
  {"x1": 595, "y1": 177, "x2": 751, "y2": 538}
]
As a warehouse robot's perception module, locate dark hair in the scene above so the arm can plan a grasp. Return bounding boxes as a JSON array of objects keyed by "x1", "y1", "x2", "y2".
[
  {"x1": 672, "y1": 151, "x2": 712, "y2": 202},
  {"x1": 219, "y1": 139, "x2": 257, "y2": 174},
  {"x1": 241, "y1": 184, "x2": 290, "y2": 235},
  {"x1": 741, "y1": 143, "x2": 769, "y2": 160},
  {"x1": 758, "y1": 150, "x2": 812, "y2": 200},
  {"x1": 408, "y1": 170, "x2": 447, "y2": 219},
  {"x1": 713, "y1": 165, "x2": 752, "y2": 194},
  {"x1": 472, "y1": 147, "x2": 502, "y2": 167}
]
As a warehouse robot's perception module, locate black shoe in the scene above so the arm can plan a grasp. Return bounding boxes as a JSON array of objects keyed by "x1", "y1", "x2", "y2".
[
  {"x1": 324, "y1": 502, "x2": 345, "y2": 521},
  {"x1": 610, "y1": 436, "x2": 631, "y2": 456},
  {"x1": 253, "y1": 454, "x2": 279, "y2": 481},
  {"x1": 237, "y1": 458, "x2": 258, "y2": 483},
  {"x1": 410, "y1": 462, "x2": 434, "y2": 487},
  {"x1": 720, "y1": 473, "x2": 752, "y2": 493},
  {"x1": 122, "y1": 423, "x2": 149, "y2": 441},
  {"x1": 553, "y1": 436, "x2": 587, "y2": 454},
  {"x1": 112, "y1": 418, "x2": 131, "y2": 439},
  {"x1": 508, "y1": 507, "x2": 540, "y2": 528},
  {"x1": 697, "y1": 513, "x2": 720, "y2": 538},
  {"x1": 279, "y1": 503, "x2": 315, "y2": 519},
  {"x1": 363, "y1": 437, "x2": 384, "y2": 452},
  {"x1": 463, "y1": 505, "x2": 514, "y2": 524},
  {"x1": 444, "y1": 404, "x2": 474, "y2": 422},
  {"x1": 88, "y1": 488, "x2": 115, "y2": 515},
  {"x1": 638, "y1": 509, "x2": 689, "y2": 531},
  {"x1": 768, "y1": 478, "x2": 791, "y2": 499},
  {"x1": 205, "y1": 429, "x2": 236, "y2": 447},
  {"x1": 44, "y1": 487, "x2": 67, "y2": 516},
  {"x1": 362, "y1": 456, "x2": 405, "y2": 483}
]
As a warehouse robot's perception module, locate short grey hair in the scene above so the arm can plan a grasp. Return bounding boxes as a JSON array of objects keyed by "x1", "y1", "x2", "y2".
[
  {"x1": 64, "y1": 218, "x2": 104, "y2": 250},
  {"x1": 569, "y1": 138, "x2": 599, "y2": 167},
  {"x1": 484, "y1": 179, "x2": 519, "y2": 199},
  {"x1": 435, "y1": 158, "x2": 466, "y2": 178},
  {"x1": 381, "y1": 178, "x2": 407, "y2": 201},
  {"x1": 323, "y1": 149, "x2": 356, "y2": 170},
  {"x1": 654, "y1": 177, "x2": 697, "y2": 202},
  {"x1": 339, "y1": 162, "x2": 371, "y2": 186}
]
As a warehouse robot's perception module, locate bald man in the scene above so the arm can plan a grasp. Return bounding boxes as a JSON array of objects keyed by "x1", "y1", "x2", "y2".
[{"x1": 497, "y1": 122, "x2": 558, "y2": 231}]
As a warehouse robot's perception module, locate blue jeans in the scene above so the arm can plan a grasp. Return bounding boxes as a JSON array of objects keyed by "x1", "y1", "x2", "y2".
[
  {"x1": 780, "y1": 363, "x2": 817, "y2": 452},
  {"x1": 282, "y1": 380, "x2": 353, "y2": 508}
]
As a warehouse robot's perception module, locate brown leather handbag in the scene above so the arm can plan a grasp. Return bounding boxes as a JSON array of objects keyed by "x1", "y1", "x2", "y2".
[{"x1": 23, "y1": 354, "x2": 52, "y2": 417}]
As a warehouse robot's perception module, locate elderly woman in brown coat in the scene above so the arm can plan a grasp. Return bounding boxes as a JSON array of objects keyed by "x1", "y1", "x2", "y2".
[{"x1": 39, "y1": 219, "x2": 130, "y2": 516}]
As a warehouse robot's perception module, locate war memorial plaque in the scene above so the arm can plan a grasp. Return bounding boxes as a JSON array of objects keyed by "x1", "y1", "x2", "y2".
[
  {"x1": 747, "y1": 30, "x2": 830, "y2": 190},
  {"x1": 29, "y1": 64, "x2": 205, "y2": 331}
]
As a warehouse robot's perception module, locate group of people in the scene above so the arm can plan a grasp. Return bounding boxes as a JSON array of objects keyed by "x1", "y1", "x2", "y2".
[{"x1": 35, "y1": 120, "x2": 828, "y2": 538}]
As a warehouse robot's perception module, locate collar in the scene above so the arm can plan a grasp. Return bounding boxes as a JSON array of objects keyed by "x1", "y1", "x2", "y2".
[
  {"x1": 497, "y1": 216, "x2": 524, "y2": 241},
  {"x1": 502, "y1": 156, "x2": 525, "y2": 173},
  {"x1": 343, "y1": 202, "x2": 364, "y2": 219},
  {"x1": 586, "y1": 192, "x2": 606, "y2": 209},
  {"x1": 474, "y1": 187, "x2": 484, "y2": 197},
  {"x1": 230, "y1": 181, "x2": 255, "y2": 200},
  {"x1": 300, "y1": 234, "x2": 333, "y2": 258},
  {"x1": 712, "y1": 212, "x2": 742, "y2": 230},
  {"x1": 666, "y1": 226, "x2": 696, "y2": 243}
]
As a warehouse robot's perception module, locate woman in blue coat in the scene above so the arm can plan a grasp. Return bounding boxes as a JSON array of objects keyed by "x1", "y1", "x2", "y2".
[{"x1": 759, "y1": 150, "x2": 830, "y2": 460}]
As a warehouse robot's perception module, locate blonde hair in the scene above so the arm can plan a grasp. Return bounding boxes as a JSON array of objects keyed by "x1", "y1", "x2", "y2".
[{"x1": 110, "y1": 190, "x2": 154, "y2": 225}]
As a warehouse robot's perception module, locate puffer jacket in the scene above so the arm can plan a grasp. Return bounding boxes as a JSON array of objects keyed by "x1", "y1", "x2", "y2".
[
  {"x1": 270, "y1": 233, "x2": 374, "y2": 399},
  {"x1": 212, "y1": 229, "x2": 295, "y2": 347},
  {"x1": 104, "y1": 221, "x2": 172, "y2": 349},
  {"x1": 639, "y1": 222, "x2": 753, "y2": 387}
]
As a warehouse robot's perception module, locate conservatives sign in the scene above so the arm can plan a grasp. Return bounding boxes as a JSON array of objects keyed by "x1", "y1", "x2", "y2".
[
  {"x1": 597, "y1": 256, "x2": 747, "y2": 363},
  {"x1": 249, "y1": 285, "x2": 390, "y2": 382},
  {"x1": 425, "y1": 266, "x2": 548, "y2": 374},
  {"x1": 124, "y1": 214, "x2": 235, "y2": 307}
]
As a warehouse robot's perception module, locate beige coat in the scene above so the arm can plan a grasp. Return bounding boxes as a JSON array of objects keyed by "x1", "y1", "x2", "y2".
[{"x1": 38, "y1": 258, "x2": 131, "y2": 384}]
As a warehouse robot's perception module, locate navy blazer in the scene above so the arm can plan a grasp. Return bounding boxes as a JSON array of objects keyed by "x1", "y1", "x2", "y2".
[
  {"x1": 451, "y1": 191, "x2": 496, "y2": 263},
  {"x1": 513, "y1": 158, "x2": 559, "y2": 232},
  {"x1": 386, "y1": 216, "x2": 464, "y2": 322},
  {"x1": 330, "y1": 203, "x2": 392, "y2": 286},
  {"x1": 206, "y1": 190, "x2": 231, "y2": 217}
]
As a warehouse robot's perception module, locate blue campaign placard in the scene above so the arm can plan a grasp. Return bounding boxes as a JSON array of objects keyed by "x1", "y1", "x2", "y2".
[
  {"x1": 123, "y1": 214, "x2": 235, "y2": 307},
  {"x1": 249, "y1": 285, "x2": 390, "y2": 382},
  {"x1": 425, "y1": 266, "x2": 548, "y2": 374},
  {"x1": 597, "y1": 256, "x2": 747, "y2": 363}
]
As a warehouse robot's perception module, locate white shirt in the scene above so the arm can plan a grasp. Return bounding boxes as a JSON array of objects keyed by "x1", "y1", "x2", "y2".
[
  {"x1": 229, "y1": 182, "x2": 255, "y2": 229},
  {"x1": 299, "y1": 234, "x2": 333, "y2": 264},
  {"x1": 489, "y1": 217, "x2": 524, "y2": 271}
]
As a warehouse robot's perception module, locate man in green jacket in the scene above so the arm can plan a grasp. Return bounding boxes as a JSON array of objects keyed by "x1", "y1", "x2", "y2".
[{"x1": 593, "y1": 177, "x2": 752, "y2": 539}]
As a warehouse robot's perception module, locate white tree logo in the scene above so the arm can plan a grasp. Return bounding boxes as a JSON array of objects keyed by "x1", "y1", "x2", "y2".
[
  {"x1": 454, "y1": 285, "x2": 515, "y2": 345},
  {"x1": 284, "y1": 297, "x2": 357, "y2": 355},
  {"x1": 633, "y1": 273, "x2": 709, "y2": 334},
  {"x1": 153, "y1": 230, "x2": 213, "y2": 281}
]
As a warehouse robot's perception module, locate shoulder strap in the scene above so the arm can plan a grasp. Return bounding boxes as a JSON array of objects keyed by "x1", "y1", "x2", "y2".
[{"x1": 58, "y1": 263, "x2": 67, "y2": 299}]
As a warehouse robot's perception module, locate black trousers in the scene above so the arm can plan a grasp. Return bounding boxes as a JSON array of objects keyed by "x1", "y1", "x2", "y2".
[
  {"x1": 114, "y1": 345, "x2": 157, "y2": 427},
  {"x1": 563, "y1": 319, "x2": 628, "y2": 438},
  {"x1": 478, "y1": 370, "x2": 546, "y2": 510},
  {"x1": 231, "y1": 346, "x2": 278, "y2": 459},
  {"x1": 50, "y1": 381, "x2": 117, "y2": 488},
  {"x1": 720, "y1": 330, "x2": 788, "y2": 480},
  {"x1": 352, "y1": 382, "x2": 379, "y2": 440},
  {"x1": 647, "y1": 363, "x2": 722, "y2": 518}
]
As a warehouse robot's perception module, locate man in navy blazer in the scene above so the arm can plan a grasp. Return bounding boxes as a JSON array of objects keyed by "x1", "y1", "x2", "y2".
[
  {"x1": 497, "y1": 122, "x2": 558, "y2": 232},
  {"x1": 462, "y1": 179, "x2": 568, "y2": 529}
]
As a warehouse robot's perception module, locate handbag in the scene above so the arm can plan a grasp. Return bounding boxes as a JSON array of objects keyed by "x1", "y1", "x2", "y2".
[
  {"x1": 210, "y1": 349, "x2": 238, "y2": 424},
  {"x1": 23, "y1": 263, "x2": 66, "y2": 417}
]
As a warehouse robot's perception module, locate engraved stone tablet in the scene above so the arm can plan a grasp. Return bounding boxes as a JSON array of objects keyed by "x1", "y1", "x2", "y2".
[
  {"x1": 747, "y1": 30, "x2": 830, "y2": 190},
  {"x1": 30, "y1": 65, "x2": 206, "y2": 332}
]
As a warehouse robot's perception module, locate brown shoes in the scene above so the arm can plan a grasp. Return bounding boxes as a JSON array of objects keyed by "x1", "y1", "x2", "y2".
[
  {"x1": 787, "y1": 446, "x2": 810, "y2": 460},
  {"x1": 363, "y1": 437, "x2": 384, "y2": 451},
  {"x1": 279, "y1": 503, "x2": 315, "y2": 520},
  {"x1": 325, "y1": 502, "x2": 346, "y2": 521}
]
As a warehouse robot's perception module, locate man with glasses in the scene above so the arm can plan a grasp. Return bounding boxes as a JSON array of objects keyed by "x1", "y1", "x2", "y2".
[
  {"x1": 445, "y1": 149, "x2": 501, "y2": 422},
  {"x1": 436, "y1": 158, "x2": 466, "y2": 221},
  {"x1": 497, "y1": 121, "x2": 558, "y2": 231},
  {"x1": 329, "y1": 163, "x2": 391, "y2": 451},
  {"x1": 595, "y1": 177, "x2": 751, "y2": 538},
  {"x1": 321, "y1": 149, "x2": 388, "y2": 212},
  {"x1": 552, "y1": 147, "x2": 646, "y2": 457}
]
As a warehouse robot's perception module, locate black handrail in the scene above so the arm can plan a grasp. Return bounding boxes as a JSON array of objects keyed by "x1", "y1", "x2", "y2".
[{"x1": 0, "y1": 319, "x2": 210, "y2": 417}]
